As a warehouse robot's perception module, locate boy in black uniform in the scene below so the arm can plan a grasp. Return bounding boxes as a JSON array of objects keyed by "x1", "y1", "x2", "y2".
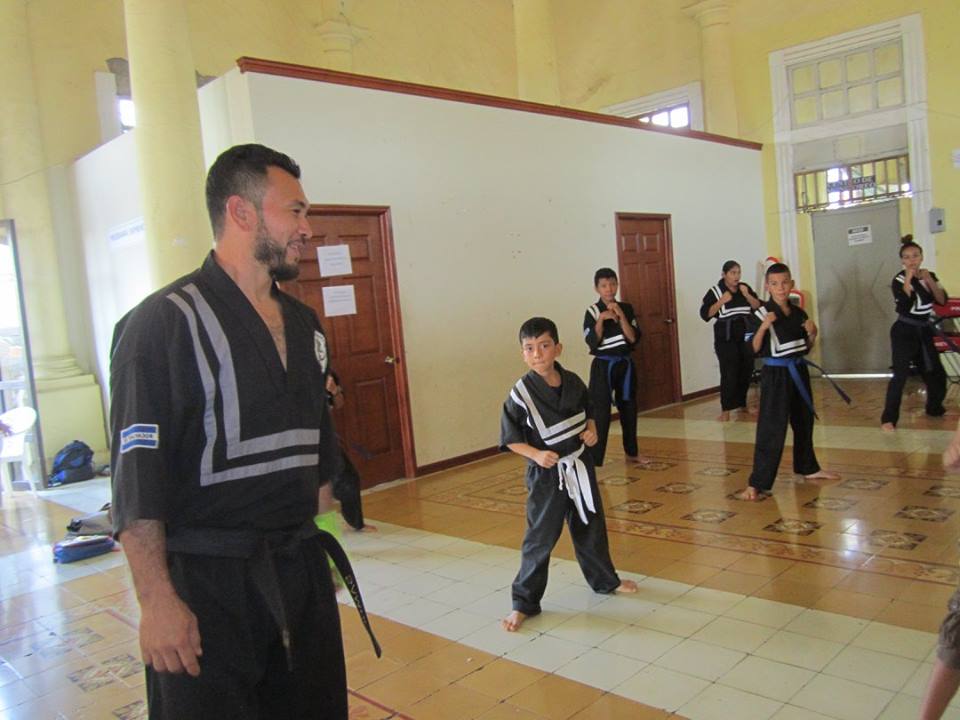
[
  {"x1": 583, "y1": 268, "x2": 647, "y2": 466},
  {"x1": 881, "y1": 236, "x2": 949, "y2": 431},
  {"x1": 501, "y1": 317, "x2": 637, "y2": 632},
  {"x1": 737, "y1": 263, "x2": 839, "y2": 501},
  {"x1": 699, "y1": 260, "x2": 762, "y2": 420}
]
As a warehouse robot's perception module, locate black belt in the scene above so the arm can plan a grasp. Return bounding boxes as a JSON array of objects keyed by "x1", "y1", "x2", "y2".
[
  {"x1": 716, "y1": 317, "x2": 746, "y2": 343},
  {"x1": 896, "y1": 314, "x2": 960, "y2": 370},
  {"x1": 166, "y1": 521, "x2": 381, "y2": 669}
]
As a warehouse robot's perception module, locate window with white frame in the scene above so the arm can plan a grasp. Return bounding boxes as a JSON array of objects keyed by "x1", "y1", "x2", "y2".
[
  {"x1": 633, "y1": 103, "x2": 690, "y2": 129},
  {"x1": 789, "y1": 40, "x2": 904, "y2": 128},
  {"x1": 794, "y1": 154, "x2": 911, "y2": 212},
  {"x1": 603, "y1": 82, "x2": 704, "y2": 132}
]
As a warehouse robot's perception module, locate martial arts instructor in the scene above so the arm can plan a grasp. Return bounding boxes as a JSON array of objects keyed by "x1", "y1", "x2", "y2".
[{"x1": 110, "y1": 144, "x2": 365, "y2": 719}]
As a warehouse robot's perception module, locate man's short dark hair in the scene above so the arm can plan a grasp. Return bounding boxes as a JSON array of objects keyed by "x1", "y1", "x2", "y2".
[
  {"x1": 594, "y1": 267, "x2": 618, "y2": 286},
  {"x1": 765, "y1": 262, "x2": 791, "y2": 279},
  {"x1": 205, "y1": 144, "x2": 301, "y2": 238},
  {"x1": 519, "y1": 317, "x2": 559, "y2": 344}
]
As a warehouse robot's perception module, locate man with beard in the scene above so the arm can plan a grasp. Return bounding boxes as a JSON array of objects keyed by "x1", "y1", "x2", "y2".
[{"x1": 110, "y1": 144, "x2": 377, "y2": 719}]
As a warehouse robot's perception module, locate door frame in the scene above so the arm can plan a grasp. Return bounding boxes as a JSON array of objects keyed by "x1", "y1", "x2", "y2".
[
  {"x1": 615, "y1": 212, "x2": 683, "y2": 406},
  {"x1": 309, "y1": 204, "x2": 417, "y2": 478}
]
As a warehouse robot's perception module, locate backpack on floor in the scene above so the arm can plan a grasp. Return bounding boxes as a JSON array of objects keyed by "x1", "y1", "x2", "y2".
[{"x1": 48, "y1": 440, "x2": 95, "y2": 487}]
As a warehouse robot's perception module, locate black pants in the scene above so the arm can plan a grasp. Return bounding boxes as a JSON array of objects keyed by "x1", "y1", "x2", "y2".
[
  {"x1": 716, "y1": 340, "x2": 754, "y2": 411},
  {"x1": 512, "y1": 463, "x2": 620, "y2": 615},
  {"x1": 146, "y1": 538, "x2": 346, "y2": 719},
  {"x1": 747, "y1": 364, "x2": 820, "y2": 493},
  {"x1": 589, "y1": 356, "x2": 638, "y2": 466},
  {"x1": 881, "y1": 321, "x2": 947, "y2": 426}
]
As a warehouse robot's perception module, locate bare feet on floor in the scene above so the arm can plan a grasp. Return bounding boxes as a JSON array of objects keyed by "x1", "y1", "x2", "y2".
[
  {"x1": 881, "y1": 422, "x2": 896, "y2": 432},
  {"x1": 626, "y1": 455, "x2": 653, "y2": 465},
  {"x1": 803, "y1": 469, "x2": 840, "y2": 481},
  {"x1": 735, "y1": 487, "x2": 763, "y2": 501},
  {"x1": 501, "y1": 610, "x2": 527, "y2": 632},
  {"x1": 357, "y1": 523, "x2": 378, "y2": 532},
  {"x1": 616, "y1": 579, "x2": 638, "y2": 593},
  {"x1": 737, "y1": 406, "x2": 758, "y2": 416},
  {"x1": 717, "y1": 411, "x2": 731, "y2": 422}
]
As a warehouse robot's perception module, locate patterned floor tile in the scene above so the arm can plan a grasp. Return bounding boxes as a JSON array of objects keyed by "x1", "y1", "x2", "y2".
[
  {"x1": 803, "y1": 498, "x2": 857, "y2": 511},
  {"x1": 682, "y1": 510, "x2": 737, "y2": 524},
  {"x1": 868, "y1": 530, "x2": 927, "y2": 550},
  {"x1": 611, "y1": 501, "x2": 663, "y2": 515},
  {"x1": 895, "y1": 506, "x2": 955, "y2": 522},
  {"x1": 656, "y1": 483, "x2": 702, "y2": 494},
  {"x1": 764, "y1": 519, "x2": 823, "y2": 537}
]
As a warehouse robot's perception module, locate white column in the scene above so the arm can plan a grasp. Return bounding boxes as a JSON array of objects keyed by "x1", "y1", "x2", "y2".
[{"x1": 684, "y1": 0, "x2": 740, "y2": 137}]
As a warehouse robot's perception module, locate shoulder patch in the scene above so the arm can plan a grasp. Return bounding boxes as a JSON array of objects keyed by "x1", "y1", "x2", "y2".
[
  {"x1": 314, "y1": 330, "x2": 328, "y2": 372},
  {"x1": 120, "y1": 424, "x2": 159, "y2": 454}
]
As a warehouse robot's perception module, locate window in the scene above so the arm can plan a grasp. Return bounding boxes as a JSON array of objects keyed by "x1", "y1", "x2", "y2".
[
  {"x1": 633, "y1": 103, "x2": 690, "y2": 129},
  {"x1": 117, "y1": 98, "x2": 136, "y2": 131},
  {"x1": 794, "y1": 155, "x2": 911, "y2": 212},
  {"x1": 789, "y1": 40, "x2": 904, "y2": 127}
]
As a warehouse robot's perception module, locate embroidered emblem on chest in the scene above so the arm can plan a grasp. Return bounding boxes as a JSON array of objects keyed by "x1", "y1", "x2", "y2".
[{"x1": 314, "y1": 331, "x2": 328, "y2": 372}]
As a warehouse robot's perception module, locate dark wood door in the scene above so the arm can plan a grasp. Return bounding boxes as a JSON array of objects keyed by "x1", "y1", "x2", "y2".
[
  {"x1": 615, "y1": 214, "x2": 681, "y2": 410},
  {"x1": 281, "y1": 206, "x2": 413, "y2": 487}
]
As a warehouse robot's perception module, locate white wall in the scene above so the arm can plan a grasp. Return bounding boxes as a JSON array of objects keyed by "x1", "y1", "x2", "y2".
[
  {"x1": 69, "y1": 131, "x2": 150, "y2": 410},
  {"x1": 226, "y1": 70, "x2": 767, "y2": 465}
]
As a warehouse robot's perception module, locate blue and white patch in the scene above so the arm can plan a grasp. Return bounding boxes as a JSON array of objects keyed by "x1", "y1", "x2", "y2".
[
  {"x1": 314, "y1": 331, "x2": 328, "y2": 372},
  {"x1": 120, "y1": 424, "x2": 160, "y2": 454}
]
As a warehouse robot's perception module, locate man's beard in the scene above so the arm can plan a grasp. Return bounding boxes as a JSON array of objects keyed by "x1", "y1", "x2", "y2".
[{"x1": 254, "y1": 219, "x2": 300, "y2": 282}]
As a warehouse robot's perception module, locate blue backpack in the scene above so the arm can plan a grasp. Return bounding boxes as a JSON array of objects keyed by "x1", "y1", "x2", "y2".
[{"x1": 48, "y1": 440, "x2": 95, "y2": 487}]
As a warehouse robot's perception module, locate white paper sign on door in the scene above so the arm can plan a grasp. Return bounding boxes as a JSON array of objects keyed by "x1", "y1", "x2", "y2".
[
  {"x1": 847, "y1": 225, "x2": 872, "y2": 246},
  {"x1": 322, "y1": 285, "x2": 357, "y2": 317},
  {"x1": 317, "y1": 245, "x2": 352, "y2": 277}
]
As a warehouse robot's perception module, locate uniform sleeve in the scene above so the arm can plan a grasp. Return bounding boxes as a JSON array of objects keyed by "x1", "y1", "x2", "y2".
[
  {"x1": 699, "y1": 288, "x2": 715, "y2": 322},
  {"x1": 499, "y1": 388, "x2": 527, "y2": 450},
  {"x1": 622, "y1": 303, "x2": 641, "y2": 342},
  {"x1": 583, "y1": 306, "x2": 601, "y2": 353},
  {"x1": 110, "y1": 307, "x2": 175, "y2": 539},
  {"x1": 312, "y1": 320, "x2": 342, "y2": 485},
  {"x1": 931, "y1": 272, "x2": 949, "y2": 302}
]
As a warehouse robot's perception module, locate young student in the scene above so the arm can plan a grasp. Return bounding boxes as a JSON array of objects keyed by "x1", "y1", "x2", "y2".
[
  {"x1": 919, "y1": 419, "x2": 960, "y2": 720},
  {"x1": 881, "y1": 235, "x2": 948, "y2": 432},
  {"x1": 501, "y1": 317, "x2": 637, "y2": 631},
  {"x1": 737, "y1": 263, "x2": 839, "y2": 501},
  {"x1": 699, "y1": 260, "x2": 762, "y2": 421},
  {"x1": 583, "y1": 268, "x2": 647, "y2": 466}
]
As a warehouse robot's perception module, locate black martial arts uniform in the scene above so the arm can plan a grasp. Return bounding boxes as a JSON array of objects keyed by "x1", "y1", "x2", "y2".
[
  {"x1": 583, "y1": 299, "x2": 640, "y2": 466},
  {"x1": 881, "y1": 270, "x2": 948, "y2": 426},
  {"x1": 746, "y1": 301, "x2": 822, "y2": 493},
  {"x1": 500, "y1": 363, "x2": 621, "y2": 617},
  {"x1": 111, "y1": 253, "x2": 359, "y2": 720},
  {"x1": 699, "y1": 281, "x2": 757, "y2": 411}
]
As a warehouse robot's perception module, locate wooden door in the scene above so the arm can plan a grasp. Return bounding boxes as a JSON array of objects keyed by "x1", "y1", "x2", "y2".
[
  {"x1": 615, "y1": 214, "x2": 681, "y2": 410},
  {"x1": 281, "y1": 206, "x2": 414, "y2": 487}
]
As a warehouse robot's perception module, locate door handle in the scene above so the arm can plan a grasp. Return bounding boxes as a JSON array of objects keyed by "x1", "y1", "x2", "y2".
[
  {"x1": 384, "y1": 355, "x2": 396, "y2": 364},
  {"x1": 663, "y1": 318, "x2": 675, "y2": 324}
]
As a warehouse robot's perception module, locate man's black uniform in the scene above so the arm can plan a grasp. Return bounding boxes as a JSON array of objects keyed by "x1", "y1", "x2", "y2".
[
  {"x1": 699, "y1": 281, "x2": 757, "y2": 412},
  {"x1": 746, "y1": 301, "x2": 822, "y2": 493},
  {"x1": 500, "y1": 363, "x2": 621, "y2": 617},
  {"x1": 881, "y1": 270, "x2": 948, "y2": 426},
  {"x1": 111, "y1": 253, "x2": 347, "y2": 719},
  {"x1": 583, "y1": 300, "x2": 640, "y2": 466}
]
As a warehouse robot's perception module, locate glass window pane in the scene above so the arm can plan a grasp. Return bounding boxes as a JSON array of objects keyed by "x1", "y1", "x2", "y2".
[
  {"x1": 669, "y1": 105, "x2": 689, "y2": 128},
  {"x1": 792, "y1": 64, "x2": 816, "y2": 94},
  {"x1": 848, "y1": 83, "x2": 873, "y2": 114},
  {"x1": 818, "y1": 58, "x2": 842, "y2": 88},
  {"x1": 877, "y1": 76, "x2": 903, "y2": 107},
  {"x1": 795, "y1": 175, "x2": 805, "y2": 208},
  {"x1": 638, "y1": 116, "x2": 651, "y2": 123},
  {"x1": 816, "y1": 171, "x2": 828, "y2": 206},
  {"x1": 846, "y1": 51, "x2": 871, "y2": 83},
  {"x1": 651, "y1": 111, "x2": 669, "y2": 126},
  {"x1": 793, "y1": 96, "x2": 818, "y2": 125},
  {"x1": 874, "y1": 43, "x2": 902, "y2": 75},
  {"x1": 821, "y1": 89, "x2": 845, "y2": 119},
  {"x1": 806, "y1": 174, "x2": 818, "y2": 207}
]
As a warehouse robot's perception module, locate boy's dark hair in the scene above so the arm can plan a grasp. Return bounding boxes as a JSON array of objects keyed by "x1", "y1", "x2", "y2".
[
  {"x1": 594, "y1": 267, "x2": 618, "y2": 286},
  {"x1": 765, "y1": 262, "x2": 791, "y2": 279},
  {"x1": 519, "y1": 317, "x2": 559, "y2": 344},
  {"x1": 205, "y1": 144, "x2": 302, "y2": 238},
  {"x1": 722, "y1": 260, "x2": 740, "y2": 274},
  {"x1": 899, "y1": 233, "x2": 922, "y2": 258}
]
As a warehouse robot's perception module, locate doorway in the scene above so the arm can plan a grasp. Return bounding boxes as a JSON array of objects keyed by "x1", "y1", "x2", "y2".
[
  {"x1": 811, "y1": 201, "x2": 901, "y2": 373},
  {"x1": 281, "y1": 206, "x2": 414, "y2": 488},
  {"x1": 615, "y1": 214, "x2": 682, "y2": 410}
]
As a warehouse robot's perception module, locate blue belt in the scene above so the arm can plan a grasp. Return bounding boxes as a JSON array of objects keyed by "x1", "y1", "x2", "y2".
[
  {"x1": 597, "y1": 354, "x2": 633, "y2": 403},
  {"x1": 762, "y1": 356, "x2": 851, "y2": 419}
]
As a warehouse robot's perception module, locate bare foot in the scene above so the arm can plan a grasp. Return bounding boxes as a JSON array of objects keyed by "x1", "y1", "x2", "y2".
[
  {"x1": 881, "y1": 422, "x2": 896, "y2": 432},
  {"x1": 735, "y1": 487, "x2": 762, "y2": 501},
  {"x1": 626, "y1": 455, "x2": 653, "y2": 465},
  {"x1": 501, "y1": 610, "x2": 527, "y2": 632},
  {"x1": 616, "y1": 579, "x2": 638, "y2": 593},
  {"x1": 717, "y1": 411, "x2": 731, "y2": 422},
  {"x1": 737, "y1": 406, "x2": 758, "y2": 416},
  {"x1": 804, "y1": 469, "x2": 840, "y2": 481},
  {"x1": 357, "y1": 523, "x2": 378, "y2": 532}
]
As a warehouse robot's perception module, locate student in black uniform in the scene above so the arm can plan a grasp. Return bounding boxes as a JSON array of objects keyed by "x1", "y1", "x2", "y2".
[
  {"x1": 737, "y1": 263, "x2": 839, "y2": 501},
  {"x1": 583, "y1": 268, "x2": 648, "y2": 466},
  {"x1": 881, "y1": 235, "x2": 948, "y2": 431},
  {"x1": 111, "y1": 144, "x2": 378, "y2": 719},
  {"x1": 699, "y1": 260, "x2": 762, "y2": 420},
  {"x1": 501, "y1": 317, "x2": 637, "y2": 632}
]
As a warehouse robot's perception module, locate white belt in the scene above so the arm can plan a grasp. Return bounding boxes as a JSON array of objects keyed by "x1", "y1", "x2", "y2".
[{"x1": 557, "y1": 445, "x2": 596, "y2": 524}]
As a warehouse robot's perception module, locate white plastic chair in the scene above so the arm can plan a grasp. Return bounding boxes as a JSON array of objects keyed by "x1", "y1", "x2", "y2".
[{"x1": 0, "y1": 406, "x2": 39, "y2": 495}]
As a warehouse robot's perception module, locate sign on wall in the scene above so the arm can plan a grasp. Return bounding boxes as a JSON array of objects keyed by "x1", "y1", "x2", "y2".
[{"x1": 847, "y1": 225, "x2": 873, "y2": 245}]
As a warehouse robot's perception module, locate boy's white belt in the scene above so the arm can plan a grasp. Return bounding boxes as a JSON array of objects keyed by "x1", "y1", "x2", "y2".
[{"x1": 556, "y1": 445, "x2": 596, "y2": 524}]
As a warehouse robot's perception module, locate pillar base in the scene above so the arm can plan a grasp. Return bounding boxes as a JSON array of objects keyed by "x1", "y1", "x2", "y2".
[{"x1": 36, "y1": 374, "x2": 109, "y2": 472}]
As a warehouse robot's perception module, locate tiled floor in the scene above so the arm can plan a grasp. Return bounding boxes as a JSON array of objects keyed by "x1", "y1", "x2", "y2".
[{"x1": 2, "y1": 377, "x2": 959, "y2": 719}]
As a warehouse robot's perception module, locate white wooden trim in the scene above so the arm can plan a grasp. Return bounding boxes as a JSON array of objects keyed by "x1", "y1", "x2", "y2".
[{"x1": 602, "y1": 82, "x2": 704, "y2": 131}]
